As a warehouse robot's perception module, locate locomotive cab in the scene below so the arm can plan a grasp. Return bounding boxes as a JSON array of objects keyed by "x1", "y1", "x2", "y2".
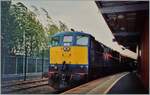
[{"x1": 48, "y1": 32, "x2": 90, "y2": 89}]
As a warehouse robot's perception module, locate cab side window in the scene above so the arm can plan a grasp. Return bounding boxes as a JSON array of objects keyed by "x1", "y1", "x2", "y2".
[{"x1": 76, "y1": 35, "x2": 88, "y2": 45}]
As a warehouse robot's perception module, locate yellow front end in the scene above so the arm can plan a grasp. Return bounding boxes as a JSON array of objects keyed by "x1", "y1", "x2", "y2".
[{"x1": 50, "y1": 46, "x2": 88, "y2": 65}]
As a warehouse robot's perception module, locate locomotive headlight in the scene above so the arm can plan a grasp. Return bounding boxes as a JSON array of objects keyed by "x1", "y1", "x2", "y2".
[
  {"x1": 80, "y1": 65, "x2": 88, "y2": 69},
  {"x1": 63, "y1": 47, "x2": 70, "y2": 52},
  {"x1": 85, "y1": 65, "x2": 88, "y2": 69},
  {"x1": 51, "y1": 65, "x2": 55, "y2": 67},
  {"x1": 80, "y1": 65, "x2": 84, "y2": 68},
  {"x1": 51, "y1": 65, "x2": 57, "y2": 69},
  {"x1": 54, "y1": 66, "x2": 57, "y2": 69}
]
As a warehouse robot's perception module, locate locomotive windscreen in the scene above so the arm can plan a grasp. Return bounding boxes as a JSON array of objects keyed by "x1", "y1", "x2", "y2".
[{"x1": 63, "y1": 35, "x2": 73, "y2": 46}]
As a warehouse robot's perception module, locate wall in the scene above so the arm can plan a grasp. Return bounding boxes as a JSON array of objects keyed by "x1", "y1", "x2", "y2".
[{"x1": 138, "y1": 16, "x2": 149, "y2": 89}]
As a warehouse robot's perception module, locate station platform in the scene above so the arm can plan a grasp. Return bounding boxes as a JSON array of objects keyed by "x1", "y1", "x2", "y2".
[
  {"x1": 62, "y1": 71, "x2": 148, "y2": 94},
  {"x1": 108, "y1": 71, "x2": 148, "y2": 94}
]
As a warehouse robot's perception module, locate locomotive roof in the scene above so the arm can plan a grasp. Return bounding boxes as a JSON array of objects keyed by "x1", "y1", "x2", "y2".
[
  {"x1": 49, "y1": 31, "x2": 122, "y2": 55},
  {"x1": 50, "y1": 31, "x2": 92, "y2": 37}
]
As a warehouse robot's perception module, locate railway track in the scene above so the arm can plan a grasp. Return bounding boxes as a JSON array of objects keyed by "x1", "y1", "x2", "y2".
[
  {"x1": 1, "y1": 78, "x2": 56, "y2": 94},
  {"x1": 2, "y1": 78, "x2": 48, "y2": 87}
]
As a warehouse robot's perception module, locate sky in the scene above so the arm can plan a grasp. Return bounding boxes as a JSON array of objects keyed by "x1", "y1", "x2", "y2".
[{"x1": 12, "y1": 0, "x2": 137, "y2": 59}]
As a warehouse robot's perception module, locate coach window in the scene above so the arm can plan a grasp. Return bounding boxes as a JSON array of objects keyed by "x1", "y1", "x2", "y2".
[
  {"x1": 76, "y1": 36, "x2": 88, "y2": 45},
  {"x1": 63, "y1": 35, "x2": 73, "y2": 46}
]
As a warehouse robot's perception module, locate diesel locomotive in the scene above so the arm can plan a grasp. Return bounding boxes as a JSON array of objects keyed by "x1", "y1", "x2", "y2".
[{"x1": 48, "y1": 31, "x2": 134, "y2": 89}]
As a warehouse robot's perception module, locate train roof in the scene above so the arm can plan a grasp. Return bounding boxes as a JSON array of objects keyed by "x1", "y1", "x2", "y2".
[{"x1": 50, "y1": 31, "x2": 92, "y2": 37}]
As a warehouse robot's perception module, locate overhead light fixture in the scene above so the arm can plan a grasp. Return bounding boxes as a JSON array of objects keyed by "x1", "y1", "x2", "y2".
[
  {"x1": 118, "y1": 14, "x2": 124, "y2": 19},
  {"x1": 120, "y1": 27, "x2": 125, "y2": 30}
]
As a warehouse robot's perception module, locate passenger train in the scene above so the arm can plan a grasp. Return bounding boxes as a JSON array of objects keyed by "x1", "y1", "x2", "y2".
[{"x1": 48, "y1": 31, "x2": 135, "y2": 89}]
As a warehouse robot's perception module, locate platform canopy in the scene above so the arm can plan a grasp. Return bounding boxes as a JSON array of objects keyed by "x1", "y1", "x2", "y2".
[{"x1": 96, "y1": 1, "x2": 148, "y2": 56}]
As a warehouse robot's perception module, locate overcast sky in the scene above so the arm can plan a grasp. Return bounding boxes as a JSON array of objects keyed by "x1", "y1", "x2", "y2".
[{"x1": 12, "y1": 0, "x2": 137, "y2": 59}]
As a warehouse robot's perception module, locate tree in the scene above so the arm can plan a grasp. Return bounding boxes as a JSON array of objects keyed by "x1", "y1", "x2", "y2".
[
  {"x1": 3, "y1": 2, "x2": 48, "y2": 57},
  {"x1": 41, "y1": 8, "x2": 69, "y2": 35},
  {"x1": 59, "y1": 21, "x2": 69, "y2": 31},
  {"x1": 1, "y1": 1, "x2": 11, "y2": 47},
  {"x1": 1, "y1": 1, "x2": 14, "y2": 55},
  {"x1": 2, "y1": 2, "x2": 69, "y2": 57}
]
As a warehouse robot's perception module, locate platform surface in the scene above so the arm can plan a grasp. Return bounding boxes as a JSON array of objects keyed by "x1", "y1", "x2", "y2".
[
  {"x1": 62, "y1": 72, "x2": 148, "y2": 94},
  {"x1": 108, "y1": 72, "x2": 148, "y2": 94}
]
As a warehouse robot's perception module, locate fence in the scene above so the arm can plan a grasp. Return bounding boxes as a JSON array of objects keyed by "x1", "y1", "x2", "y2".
[{"x1": 1, "y1": 55, "x2": 49, "y2": 75}]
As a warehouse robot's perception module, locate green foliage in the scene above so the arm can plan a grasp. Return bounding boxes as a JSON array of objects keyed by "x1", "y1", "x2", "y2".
[
  {"x1": 2, "y1": 2, "x2": 48, "y2": 57},
  {"x1": 46, "y1": 21, "x2": 68, "y2": 35},
  {"x1": 59, "y1": 21, "x2": 69, "y2": 31},
  {"x1": 41, "y1": 8, "x2": 69, "y2": 36},
  {"x1": 1, "y1": 1, "x2": 11, "y2": 48},
  {"x1": 2, "y1": 2, "x2": 69, "y2": 58}
]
